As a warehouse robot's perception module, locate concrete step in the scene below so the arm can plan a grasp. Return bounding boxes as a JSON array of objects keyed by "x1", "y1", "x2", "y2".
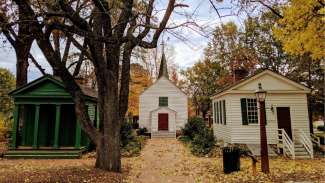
[
  {"x1": 295, "y1": 151, "x2": 309, "y2": 155},
  {"x1": 294, "y1": 144, "x2": 304, "y2": 148},
  {"x1": 4, "y1": 149, "x2": 85, "y2": 159},
  {"x1": 295, "y1": 155, "x2": 311, "y2": 159},
  {"x1": 151, "y1": 131, "x2": 176, "y2": 138},
  {"x1": 295, "y1": 147, "x2": 306, "y2": 152}
]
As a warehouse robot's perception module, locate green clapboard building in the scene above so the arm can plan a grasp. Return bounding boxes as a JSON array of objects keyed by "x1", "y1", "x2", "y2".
[{"x1": 4, "y1": 75, "x2": 98, "y2": 159}]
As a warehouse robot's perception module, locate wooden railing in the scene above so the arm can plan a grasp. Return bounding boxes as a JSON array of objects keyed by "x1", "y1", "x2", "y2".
[
  {"x1": 278, "y1": 129, "x2": 295, "y2": 159},
  {"x1": 297, "y1": 129, "x2": 313, "y2": 158},
  {"x1": 311, "y1": 133, "x2": 321, "y2": 147}
]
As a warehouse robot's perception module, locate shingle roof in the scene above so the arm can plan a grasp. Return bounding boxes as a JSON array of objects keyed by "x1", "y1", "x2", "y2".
[
  {"x1": 211, "y1": 69, "x2": 310, "y2": 98},
  {"x1": 9, "y1": 74, "x2": 98, "y2": 99},
  {"x1": 157, "y1": 51, "x2": 169, "y2": 79}
]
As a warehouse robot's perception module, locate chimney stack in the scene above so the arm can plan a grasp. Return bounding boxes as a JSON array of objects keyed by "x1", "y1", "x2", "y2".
[{"x1": 233, "y1": 68, "x2": 248, "y2": 83}]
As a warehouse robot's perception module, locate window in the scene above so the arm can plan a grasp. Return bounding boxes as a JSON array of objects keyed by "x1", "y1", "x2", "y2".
[
  {"x1": 240, "y1": 98, "x2": 258, "y2": 125},
  {"x1": 219, "y1": 101, "x2": 223, "y2": 124},
  {"x1": 216, "y1": 101, "x2": 219, "y2": 124},
  {"x1": 213, "y1": 102, "x2": 217, "y2": 123},
  {"x1": 223, "y1": 100, "x2": 226, "y2": 125},
  {"x1": 159, "y1": 97, "x2": 168, "y2": 107},
  {"x1": 214, "y1": 100, "x2": 226, "y2": 125}
]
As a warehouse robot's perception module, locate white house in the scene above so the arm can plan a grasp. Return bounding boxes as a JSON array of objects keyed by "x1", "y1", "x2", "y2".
[
  {"x1": 139, "y1": 51, "x2": 188, "y2": 138},
  {"x1": 211, "y1": 69, "x2": 314, "y2": 159}
]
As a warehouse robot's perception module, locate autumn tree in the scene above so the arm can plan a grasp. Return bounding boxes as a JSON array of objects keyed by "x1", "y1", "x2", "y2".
[
  {"x1": 0, "y1": 0, "x2": 189, "y2": 171},
  {"x1": 0, "y1": 68, "x2": 15, "y2": 124},
  {"x1": 128, "y1": 63, "x2": 152, "y2": 116},
  {"x1": 204, "y1": 22, "x2": 259, "y2": 76},
  {"x1": 273, "y1": 0, "x2": 325, "y2": 60},
  {"x1": 182, "y1": 58, "x2": 225, "y2": 118}
]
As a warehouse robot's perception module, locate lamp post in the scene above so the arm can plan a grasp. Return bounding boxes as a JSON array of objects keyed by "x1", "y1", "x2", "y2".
[{"x1": 255, "y1": 83, "x2": 269, "y2": 173}]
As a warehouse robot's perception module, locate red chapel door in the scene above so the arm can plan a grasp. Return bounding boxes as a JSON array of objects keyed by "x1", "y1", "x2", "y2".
[{"x1": 158, "y1": 113, "x2": 168, "y2": 131}]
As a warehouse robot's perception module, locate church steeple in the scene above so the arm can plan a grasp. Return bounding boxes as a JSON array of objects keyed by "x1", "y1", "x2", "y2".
[{"x1": 158, "y1": 43, "x2": 169, "y2": 79}]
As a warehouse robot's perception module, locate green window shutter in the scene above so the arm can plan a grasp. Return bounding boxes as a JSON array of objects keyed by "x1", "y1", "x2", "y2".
[
  {"x1": 216, "y1": 102, "x2": 219, "y2": 124},
  {"x1": 223, "y1": 100, "x2": 226, "y2": 125},
  {"x1": 241, "y1": 98, "x2": 248, "y2": 125}
]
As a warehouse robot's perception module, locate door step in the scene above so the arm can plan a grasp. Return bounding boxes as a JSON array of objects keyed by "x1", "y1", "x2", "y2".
[
  {"x1": 151, "y1": 131, "x2": 176, "y2": 138},
  {"x1": 3, "y1": 148, "x2": 87, "y2": 159},
  {"x1": 294, "y1": 143, "x2": 312, "y2": 159}
]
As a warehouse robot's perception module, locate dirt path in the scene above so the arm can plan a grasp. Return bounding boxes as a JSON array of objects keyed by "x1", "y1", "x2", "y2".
[{"x1": 125, "y1": 139, "x2": 197, "y2": 183}]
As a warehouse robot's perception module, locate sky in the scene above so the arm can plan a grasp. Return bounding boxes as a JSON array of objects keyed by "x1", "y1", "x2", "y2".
[{"x1": 0, "y1": 0, "x2": 246, "y2": 81}]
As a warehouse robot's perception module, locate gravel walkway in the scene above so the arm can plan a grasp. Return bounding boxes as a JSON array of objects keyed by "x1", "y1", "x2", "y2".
[{"x1": 125, "y1": 138, "x2": 196, "y2": 183}]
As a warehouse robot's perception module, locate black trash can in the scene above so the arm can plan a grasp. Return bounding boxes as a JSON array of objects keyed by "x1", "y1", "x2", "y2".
[{"x1": 223, "y1": 147, "x2": 240, "y2": 174}]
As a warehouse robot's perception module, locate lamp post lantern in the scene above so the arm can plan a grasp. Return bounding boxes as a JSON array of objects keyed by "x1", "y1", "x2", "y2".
[{"x1": 255, "y1": 83, "x2": 270, "y2": 173}]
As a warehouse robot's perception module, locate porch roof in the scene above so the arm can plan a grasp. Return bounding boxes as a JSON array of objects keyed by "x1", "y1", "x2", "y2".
[{"x1": 9, "y1": 75, "x2": 97, "y2": 103}]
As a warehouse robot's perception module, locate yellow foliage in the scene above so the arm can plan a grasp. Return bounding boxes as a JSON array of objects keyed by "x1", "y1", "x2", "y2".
[
  {"x1": 273, "y1": 0, "x2": 325, "y2": 60},
  {"x1": 0, "y1": 114, "x2": 10, "y2": 141},
  {"x1": 128, "y1": 64, "x2": 152, "y2": 116}
]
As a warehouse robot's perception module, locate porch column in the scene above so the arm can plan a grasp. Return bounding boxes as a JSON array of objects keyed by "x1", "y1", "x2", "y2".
[
  {"x1": 10, "y1": 104, "x2": 20, "y2": 149},
  {"x1": 32, "y1": 105, "x2": 40, "y2": 149},
  {"x1": 75, "y1": 120, "x2": 81, "y2": 149},
  {"x1": 53, "y1": 105, "x2": 61, "y2": 149}
]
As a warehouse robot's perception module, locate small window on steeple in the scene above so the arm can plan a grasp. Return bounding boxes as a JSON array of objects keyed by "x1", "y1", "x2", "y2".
[{"x1": 159, "y1": 97, "x2": 168, "y2": 107}]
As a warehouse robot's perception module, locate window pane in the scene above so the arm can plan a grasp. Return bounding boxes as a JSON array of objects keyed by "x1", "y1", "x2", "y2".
[
  {"x1": 246, "y1": 98, "x2": 258, "y2": 124},
  {"x1": 159, "y1": 97, "x2": 168, "y2": 106}
]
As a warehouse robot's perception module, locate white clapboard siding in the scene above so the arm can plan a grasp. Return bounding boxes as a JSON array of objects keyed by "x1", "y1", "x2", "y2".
[
  {"x1": 212, "y1": 70, "x2": 310, "y2": 144},
  {"x1": 139, "y1": 77, "x2": 188, "y2": 132},
  {"x1": 151, "y1": 108, "x2": 176, "y2": 132}
]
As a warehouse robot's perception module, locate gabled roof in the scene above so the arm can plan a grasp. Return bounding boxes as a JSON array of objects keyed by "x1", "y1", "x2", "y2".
[
  {"x1": 150, "y1": 106, "x2": 177, "y2": 113},
  {"x1": 211, "y1": 69, "x2": 310, "y2": 99},
  {"x1": 140, "y1": 50, "x2": 187, "y2": 97},
  {"x1": 9, "y1": 75, "x2": 97, "y2": 100},
  {"x1": 139, "y1": 77, "x2": 188, "y2": 97}
]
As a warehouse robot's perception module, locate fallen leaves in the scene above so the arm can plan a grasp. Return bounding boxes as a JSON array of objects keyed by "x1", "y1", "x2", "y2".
[
  {"x1": 124, "y1": 139, "x2": 325, "y2": 183},
  {"x1": 0, "y1": 139, "x2": 324, "y2": 183}
]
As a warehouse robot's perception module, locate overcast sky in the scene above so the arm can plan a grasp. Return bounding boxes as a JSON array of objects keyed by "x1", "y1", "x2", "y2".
[{"x1": 0, "y1": 0, "x2": 245, "y2": 81}]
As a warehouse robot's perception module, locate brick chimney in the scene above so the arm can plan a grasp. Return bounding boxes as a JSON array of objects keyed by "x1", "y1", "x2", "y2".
[{"x1": 233, "y1": 68, "x2": 248, "y2": 83}]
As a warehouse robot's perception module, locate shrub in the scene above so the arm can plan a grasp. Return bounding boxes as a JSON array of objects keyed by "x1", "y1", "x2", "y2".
[
  {"x1": 0, "y1": 116, "x2": 11, "y2": 141},
  {"x1": 121, "y1": 136, "x2": 147, "y2": 157},
  {"x1": 120, "y1": 120, "x2": 134, "y2": 147},
  {"x1": 120, "y1": 120, "x2": 149, "y2": 157},
  {"x1": 317, "y1": 125, "x2": 324, "y2": 131},
  {"x1": 178, "y1": 135, "x2": 192, "y2": 144},
  {"x1": 136, "y1": 127, "x2": 148, "y2": 136},
  {"x1": 132, "y1": 121, "x2": 139, "y2": 129},
  {"x1": 182, "y1": 116, "x2": 206, "y2": 140},
  {"x1": 191, "y1": 128, "x2": 215, "y2": 156}
]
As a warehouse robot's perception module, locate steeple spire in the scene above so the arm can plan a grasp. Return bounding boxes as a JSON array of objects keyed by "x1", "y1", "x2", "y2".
[{"x1": 158, "y1": 42, "x2": 169, "y2": 79}]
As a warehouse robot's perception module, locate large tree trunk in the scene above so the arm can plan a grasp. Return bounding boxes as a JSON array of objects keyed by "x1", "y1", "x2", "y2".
[
  {"x1": 16, "y1": 9, "x2": 33, "y2": 87},
  {"x1": 15, "y1": 43, "x2": 31, "y2": 86},
  {"x1": 15, "y1": 9, "x2": 33, "y2": 137},
  {"x1": 11, "y1": 0, "x2": 176, "y2": 173},
  {"x1": 96, "y1": 122, "x2": 121, "y2": 171},
  {"x1": 95, "y1": 74, "x2": 122, "y2": 171}
]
